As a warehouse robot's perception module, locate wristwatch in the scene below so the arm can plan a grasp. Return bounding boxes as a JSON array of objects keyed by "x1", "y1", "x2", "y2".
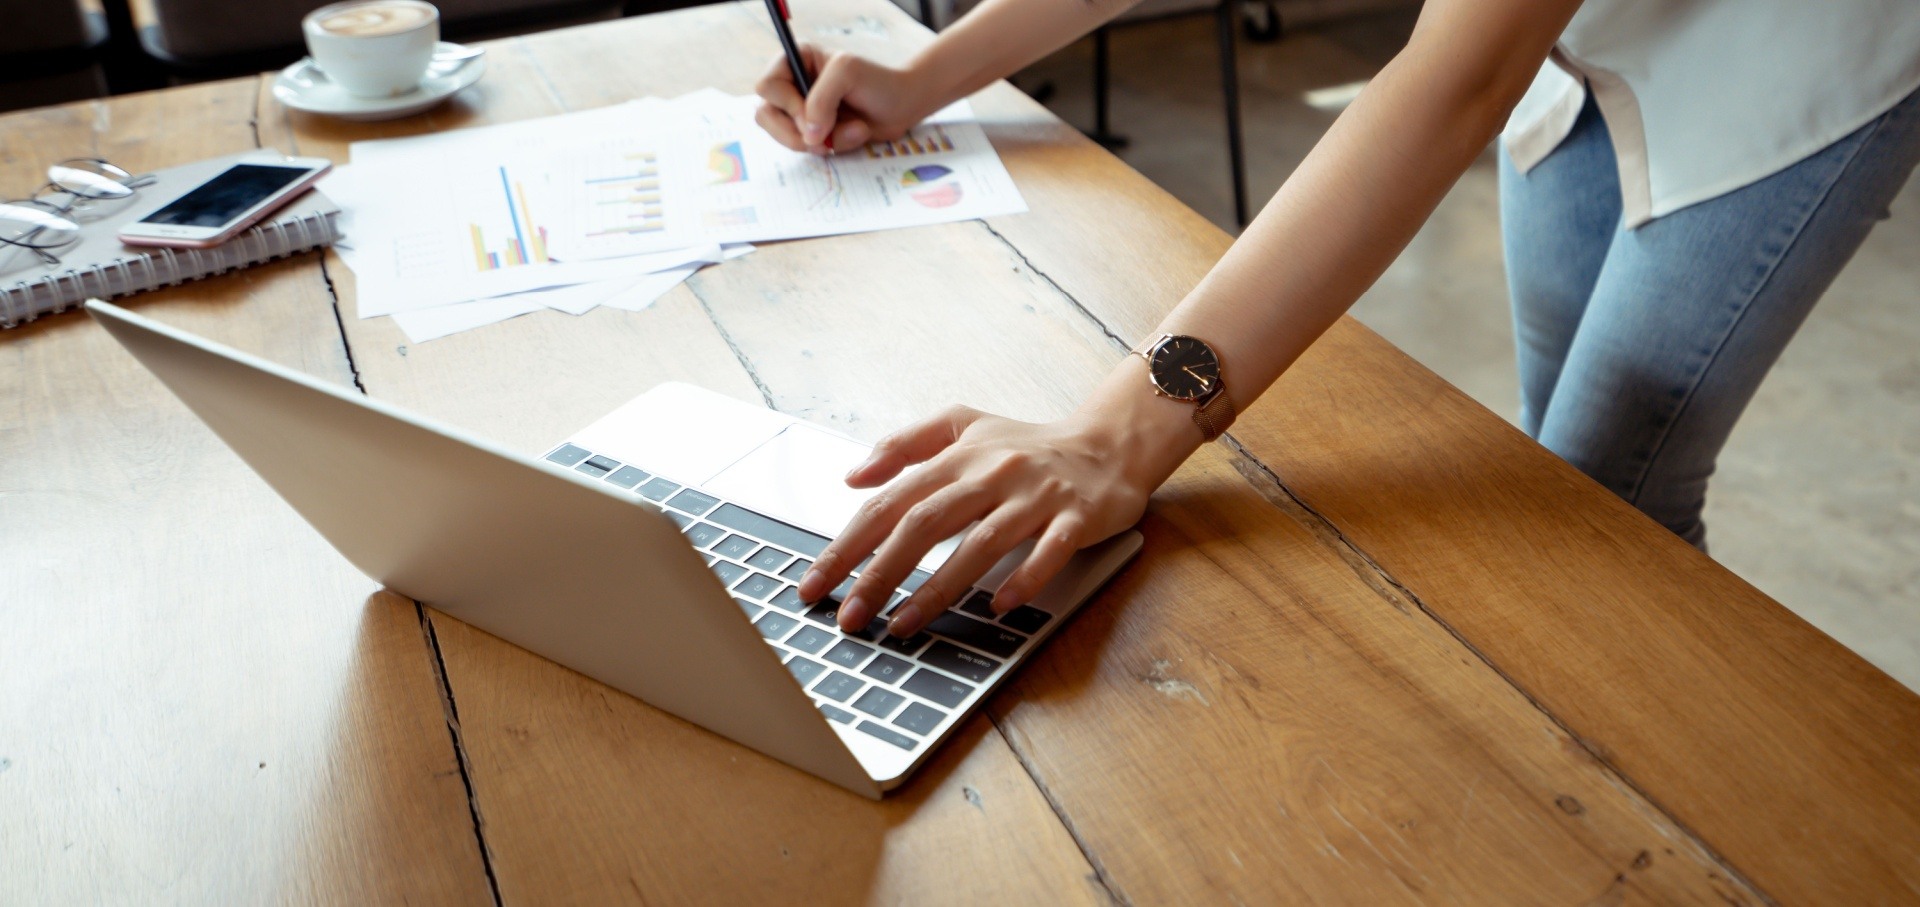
[{"x1": 1130, "y1": 333, "x2": 1236, "y2": 441}]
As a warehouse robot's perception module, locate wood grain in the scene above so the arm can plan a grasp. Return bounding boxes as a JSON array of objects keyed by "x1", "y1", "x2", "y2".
[
  {"x1": 889, "y1": 12, "x2": 1920, "y2": 898},
  {"x1": 279, "y1": 10, "x2": 1776, "y2": 897},
  {"x1": 265, "y1": 37, "x2": 1111, "y2": 904},
  {"x1": 1231, "y1": 318, "x2": 1920, "y2": 905},
  {"x1": 5, "y1": 0, "x2": 1905, "y2": 900},
  {"x1": 0, "y1": 81, "x2": 491, "y2": 902},
  {"x1": 682, "y1": 215, "x2": 1759, "y2": 904}
]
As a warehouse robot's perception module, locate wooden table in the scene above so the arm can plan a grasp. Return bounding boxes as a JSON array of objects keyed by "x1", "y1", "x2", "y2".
[{"x1": 6, "y1": 2, "x2": 1918, "y2": 902}]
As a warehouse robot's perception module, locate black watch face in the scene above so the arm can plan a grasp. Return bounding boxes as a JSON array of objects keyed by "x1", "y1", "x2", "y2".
[{"x1": 1148, "y1": 335, "x2": 1221, "y2": 401}]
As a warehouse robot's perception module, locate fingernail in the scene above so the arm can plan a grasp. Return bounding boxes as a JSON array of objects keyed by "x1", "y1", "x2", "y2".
[
  {"x1": 840, "y1": 594, "x2": 868, "y2": 629},
  {"x1": 991, "y1": 590, "x2": 1021, "y2": 614},
  {"x1": 887, "y1": 601, "x2": 921, "y2": 637},
  {"x1": 803, "y1": 123, "x2": 825, "y2": 143},
  {"x1": 798, "y1": 569, "x2": 823, "y2": 599}
]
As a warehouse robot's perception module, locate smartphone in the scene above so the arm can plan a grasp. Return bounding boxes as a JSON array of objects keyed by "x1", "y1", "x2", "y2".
[{"x1": 118, "y1": 154, "x2": 332, "y2": 249}]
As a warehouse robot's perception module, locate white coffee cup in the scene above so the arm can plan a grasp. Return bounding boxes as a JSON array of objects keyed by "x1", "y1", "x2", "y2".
[{"x1": 302, "y1": 0, "x2": 440, "y2": 98}]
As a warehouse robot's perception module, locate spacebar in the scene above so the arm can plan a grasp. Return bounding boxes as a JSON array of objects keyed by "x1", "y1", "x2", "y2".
[{"x1": 706, "y1": 503, "x2": 831, "y2": 558}]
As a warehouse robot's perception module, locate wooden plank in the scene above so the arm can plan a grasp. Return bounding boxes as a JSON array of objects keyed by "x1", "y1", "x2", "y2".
[
  {"x1": 883, "y1": 11, "x2": 1920, "y2": 902},
  {"x1": 684, "y1": 220, "x2": 1759, "y2": 903},
  {"x1": 299, "y1": 9, "x2": 1773, "y2": 896},
  {"x1": 1228, "y1": 319, "x2": 1920, "y2": 904},
  {"x1": 267, "y1": 38, "x2": 1108, "y2": 904},
  {"x1": 263, "y1": 1, "x2": 1911, "y2": 900},
  {"x1": 0, "y1": 82, "x2": 491, "y2": 902}
]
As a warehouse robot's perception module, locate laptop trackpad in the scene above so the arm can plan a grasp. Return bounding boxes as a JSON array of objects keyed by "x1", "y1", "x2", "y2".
[
  {"x1": 702, "y1": 423, "x2": 877, "y2": 538},
  {"x1": 702, "y1": 423, "x2": 960, "y2": 573}
]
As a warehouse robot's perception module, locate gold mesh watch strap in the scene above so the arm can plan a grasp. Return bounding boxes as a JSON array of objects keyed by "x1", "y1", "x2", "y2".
[{"x1": 1193, "y1": 388, "x2": 1236, "y2": 441}]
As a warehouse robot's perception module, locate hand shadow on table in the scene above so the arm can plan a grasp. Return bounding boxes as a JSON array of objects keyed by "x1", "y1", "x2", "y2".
[{"x1": 314, "y1": 585, "x2": 1105, "y2": 902}]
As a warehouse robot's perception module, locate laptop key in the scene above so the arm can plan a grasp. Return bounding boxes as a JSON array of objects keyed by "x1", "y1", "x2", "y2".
[
  {"x1": 899, "y1": 569, "x2": 933, "y2": 593},
  {"x1": 786, "y1": 624, "x2": 836, "y2": 655},
  {"x1": 683, "y1": 522, "x2": 726, "y2": 549},
  {"x1": 732, "y1": 571, "x2": 782, "y2": 601},
  {"x1": 861, "y1": 653, "x2": 913, "y2": 684},
  {"x1": 818, "y1": 703, "x2": 856, "y2": 724},
  {"x1": 853, "y1": 686, "x2": 906, "y2": 719},
  {"x1": 925, "y1": 612, "x2": 1026, "y2": 659},
  {"x1": 636, "y1": 477, "x2": 680, "y2": 502},
  {"x1": 780, "y1": 558, "x2": 812, "y2": 582},
  {"x1": 576, "y1": 456, "x2": 616, "y2": 478},
  {"x1": 822, "y1": 639, "x2": 875, "y2": 669},
  {"x1": 767, "y1": 585, "x2": 807, "y2": 613},
  {"x1": 893, "y1": 702, "x2": 947, "y2": 736},
  {"x1": 734, "y1": 598, "x2": 761, "y2": 618},
  {"x1": 605, "y1": 465, "x2": 650, "y2": 489},
  {"x1": 804, "y1": 601, "x2": 842, "y2": 626},
  {"x1": 746, "y1": 547, "x2": 791, "y2": 572},
  {"x1": 1000, "y1": 605, "x2": 1053, "y2": 634},
  {"x1": 855, "y1": 721, "x2": 918, "y2": 751},
  {"x1": 663, "y1": 510, "x2": 693, "y2": 528},
  {"x1": 812, "y1": 671, "x2": 865, "y2": 703},
  {"x1": 707, "y1": 504, "x2": 831, "y2": 558},
  {"x1": 753, "y1": 611, "x2": 799, "y2": 641},
  {"x1": 666, "y1": 488, "x2": 720, "y2": 516},
  {"x1": 918, "y1": 641, "x2": 1001, "y2": 683},
  {"x1": 711, "y1": 560, "x2": 748, "y2": 587},
  {"x1": 830, "y1": 576, "x2": 857, "y2": 603},
  {"x1": 545, "y1": 443, "x2": 590, "y2": 467},
  {"x1": 902, "y1": 669, "x2": 973, "y2": 708},
  {"x1": 786, "y1": 656, "x2": 828, "y2": 686},
  {"x1": 713, "y1": 535, "x2": 759, "y2": 561},
  {"x1": 878, "y1": 631, "x2": 931, "y2": 657},
  {"x1": 958, "y1": 591, "x2": 997, "y2": 619},
  {"x1": 853, "y1": 617, "x2": 889, "y2": 642}
]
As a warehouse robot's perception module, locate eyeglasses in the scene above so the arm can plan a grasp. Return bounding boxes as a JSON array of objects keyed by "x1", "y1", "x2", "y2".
[{"x1": 0, "y1": 159, "x2": 157, "y2": 266}]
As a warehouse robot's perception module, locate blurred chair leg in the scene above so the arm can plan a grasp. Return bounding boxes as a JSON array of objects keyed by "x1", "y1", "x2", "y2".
[
  {"x1": 1216, "y1": 0, "x2": 1249, "y2": 227},
  {"x1": 918, "y1": 0, "x2": 936, "y2": 28},
  {"x1": 1087, "y1": 26, "x2": 1129, "y2": 150},
  {"x1": 95, "y1": 0, "x2": 167, "y2": 93}
]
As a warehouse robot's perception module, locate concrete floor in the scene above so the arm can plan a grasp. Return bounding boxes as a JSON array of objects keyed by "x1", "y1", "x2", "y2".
[{"x1": 1021, "y1": 10, "x2": 1920, "y2": 692}]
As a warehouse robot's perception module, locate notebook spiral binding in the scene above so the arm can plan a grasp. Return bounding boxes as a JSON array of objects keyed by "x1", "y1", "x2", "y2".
[{"x1": 0, "y1": 208, "x2": 341, "y2": 331}]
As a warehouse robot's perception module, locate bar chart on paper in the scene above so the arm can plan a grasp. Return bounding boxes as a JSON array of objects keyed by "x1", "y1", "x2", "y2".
[
  {"x1": 472, "y1": 166, "x2": 553, "y2": 270},
  {"x1": 863, "y1": 125, "x2": 956, "y2": 158},
  {"x1": 583, "y1": 151, "x2": 666, "y2": 239}
]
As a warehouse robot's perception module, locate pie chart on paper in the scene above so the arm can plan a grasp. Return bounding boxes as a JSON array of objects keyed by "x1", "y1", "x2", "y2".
[{"x1": 901, "y1": 164, "x2": 962, "y2": 208}]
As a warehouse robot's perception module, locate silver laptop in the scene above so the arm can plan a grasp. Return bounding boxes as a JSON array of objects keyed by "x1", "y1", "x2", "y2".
[{"x1": 87, "y1": 300, "x2": 1141, "y2": 798}]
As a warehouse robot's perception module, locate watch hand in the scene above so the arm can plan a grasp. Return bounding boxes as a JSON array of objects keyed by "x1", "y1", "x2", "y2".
[{"x1": 1182, "y1": 365, "x2": 1211, "y2": 386}]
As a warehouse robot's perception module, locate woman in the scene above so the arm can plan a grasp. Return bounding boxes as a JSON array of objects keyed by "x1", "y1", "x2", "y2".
[{"x1": 754, "y1": 0, "x2": 1920, "y2": 638}]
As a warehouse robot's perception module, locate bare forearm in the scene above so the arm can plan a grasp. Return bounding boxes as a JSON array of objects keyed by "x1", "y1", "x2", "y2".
[
  {"x1": 1080, "y1": 0, "x2": 1581, "y2": 466},
  {"x1": 1163, "y1": 49, "x2": 1521, "y2": 396},
  {"x1": 909, "y1": 0, "x2": 1141, "y2": 106}
]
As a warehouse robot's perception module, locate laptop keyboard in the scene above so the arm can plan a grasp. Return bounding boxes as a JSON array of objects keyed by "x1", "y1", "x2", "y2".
[{"x1": 547, "y1": 442, "x2": 1059, "y2": 755}]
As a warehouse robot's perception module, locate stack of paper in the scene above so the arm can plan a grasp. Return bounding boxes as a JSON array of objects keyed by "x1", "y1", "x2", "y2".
[{"x1": 320, "y1": 89, "x2": 1026, "y2": 343}]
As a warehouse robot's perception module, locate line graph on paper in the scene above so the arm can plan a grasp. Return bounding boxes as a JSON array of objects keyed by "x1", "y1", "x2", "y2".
[{"x1": 806, "y1": 156, "x2": 845, "y2": 211}]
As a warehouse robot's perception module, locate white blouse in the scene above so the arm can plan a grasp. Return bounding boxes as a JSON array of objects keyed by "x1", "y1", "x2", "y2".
[{"x1": 1502, "y1": 0, "x2": 1920, "y2": 228}]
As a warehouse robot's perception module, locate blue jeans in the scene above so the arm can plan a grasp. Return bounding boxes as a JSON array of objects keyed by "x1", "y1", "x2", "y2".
[{"x1": 1499, "y1": 87, "x2": 1920, "y2": 550}]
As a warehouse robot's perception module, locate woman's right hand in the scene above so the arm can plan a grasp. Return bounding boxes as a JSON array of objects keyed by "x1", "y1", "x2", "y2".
[{"x1": 755, "y1": 45, "x2": 936, "y2": 154}]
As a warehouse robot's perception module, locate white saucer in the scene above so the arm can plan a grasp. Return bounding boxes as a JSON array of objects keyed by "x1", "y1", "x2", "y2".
[{"x1": 273, "y1": 43, "x2": 486, "y2": 122}]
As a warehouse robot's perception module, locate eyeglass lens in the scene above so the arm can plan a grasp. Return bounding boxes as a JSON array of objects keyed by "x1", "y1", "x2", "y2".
[
  {"x1": 0, "y1": 158, "x2": 149, "y2": 264},
  {"x1": 47, "y1": 159, "x2": 144, "y2": 200}
]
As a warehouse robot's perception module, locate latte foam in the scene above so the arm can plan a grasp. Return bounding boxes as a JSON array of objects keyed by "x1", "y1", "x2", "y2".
[{"x1": 315, "y1": 2, "x2": 434, "y2": 36}]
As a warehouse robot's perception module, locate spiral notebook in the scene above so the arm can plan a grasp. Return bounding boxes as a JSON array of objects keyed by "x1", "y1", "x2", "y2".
[{"x1": 0, "y1": 153, "x2": 341, "y2": 330}]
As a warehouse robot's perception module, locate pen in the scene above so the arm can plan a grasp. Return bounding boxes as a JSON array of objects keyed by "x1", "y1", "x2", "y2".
[{"x1": 763, "y1": 0, "x2": 812, "y2": 97}]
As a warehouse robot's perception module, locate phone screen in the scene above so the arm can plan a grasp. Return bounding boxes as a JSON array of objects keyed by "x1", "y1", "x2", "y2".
[{"x1": 141, "y1": 164, "x2": 312, "y2": 227}]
